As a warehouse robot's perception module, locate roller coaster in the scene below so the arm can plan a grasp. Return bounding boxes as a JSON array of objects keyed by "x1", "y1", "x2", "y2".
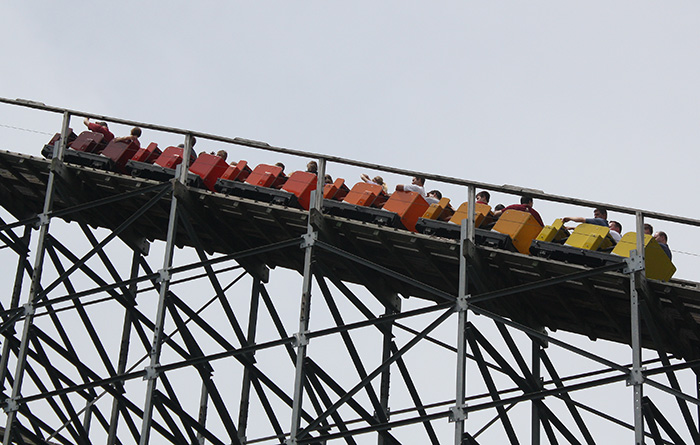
[
  {"x1": 39, "y1": 123, "x2": 680, "y2": 285},
  {"x1": 1, "y1": 97, "x2": 700, "y2": 444}
]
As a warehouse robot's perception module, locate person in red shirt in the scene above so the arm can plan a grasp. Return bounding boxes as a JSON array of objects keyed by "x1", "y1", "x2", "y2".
[
  {"x1": 476, "y1": 190, "x2": 490, "y2": 205},
  {"x1": 493, "y1": 195, "x2": 544, "y2": 227},
  {"x1": 113, "y1": 127, "x2": 142, "y2": 149},
  {"x1": 83, "y1": 118, "x2": 114, "y2": 142}
]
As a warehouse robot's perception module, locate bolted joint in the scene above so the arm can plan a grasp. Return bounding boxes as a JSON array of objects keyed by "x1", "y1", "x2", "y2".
[
  {"x1": 301, "y1": 232, "x2": 317, "y2": 249},
  {"x1": 110, "y1": 382, "x2": 126, "y2": 395},
  {"x1": 143, "y1": 366, "x2": 159, "y2": 381},
  {"x1": 3, "y1": 398, "x2": 19, "y2": 414},
  {"x1": 533, "y1": 327, "x2": 549, "y2": 349},
  {"x1": 373, "y1": 407, "x2": 391, "y2": 421},
  {"x1": 448, "y1": 404, "x2": 468, "y2": 422},
  {"x1": 292, "y1": 331, "x2": 309, "y2": 348},
  {"x1": 2, "y1": 323, "x2": 15, "y2": 337},
  {"x1": 132, "y1": 237, "x2": 150, "y2": 256},
  {"x1": 461, "y1": 237, "x2": 477, "y2": 258},
  {"x1": 624, "y1": 251, "x2": 645, "y2": 274},
  {"x1": 626, "y1": 368, "x2": 645, "y2": 386},
  {"x1": 156, "y1": 268, "x2": 171, "y2": 284},
  {"x1": 456, "y1": 295, "x2": 470, "y2": 312},
  {"x1": 50, "y1": 156, "x2": 65, "y2": 172},
  {"x1": 35, "y1": 213, "x2": 50, "y2": 229},
  {"x1": 22, "y1": 303, "x2": 35, "y2": 317}
]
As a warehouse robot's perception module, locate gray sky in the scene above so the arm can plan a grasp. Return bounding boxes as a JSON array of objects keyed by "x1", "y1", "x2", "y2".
[
  {"x1": 3, "y1": 2, "x2": 699, "y2": 275},
  {"x1": 2, "y1": 2, "x2": 700, "y2": 443}
]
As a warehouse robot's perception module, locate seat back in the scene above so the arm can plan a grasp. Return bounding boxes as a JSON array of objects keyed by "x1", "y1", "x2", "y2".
[
  {"x1": 154, "y1": 146, "x2": 185, "y2": 169},
  {"x1": 131, "y1": 142, "x2": 161, "y2": 164},
  {"x1": 69, "y1": 131, "x2": 105, "y2": 153},
  {"x1": 449, "y1": 202, "x2": 493, "y2": 228},
  {"x1": 565, "y1": 223, "x2": 615, "y2": 251},
  {"x1": 612, "y1": 233, "x2": 676, "y2": 281},
  {"x1": 492, "y1": 209, "x2": 543, "y2": 255},
  {"x1": 421, "y1": 197, "x2": 452, "y2": 221},
  {"x1": 324, "y1": 178, "x2": 350, "y2": 201},
  {"x1": 245, "y1": 164, "x2": 286, "y2": 188},
  {"x1": 190, "y1": 153, "x2": 230, "y2": 191},
  {"x1": 281, "y1": 171, "x2": 318, "y2": 210},
  {"x1": 220, "y1": 160, "x2": 252, "y2": 182},
  {"x1": 342, "y1": 183, "x2": 385, "y2": 207},
  {"x1": 536, "y1": 218, "x2": 569, "y2": 243},
  {"x1": 382, "y1": 191, "x2": 430, "y2": 232},
  {"x1": 101, "y1": 139, "x2": 140, "y2": 172}
]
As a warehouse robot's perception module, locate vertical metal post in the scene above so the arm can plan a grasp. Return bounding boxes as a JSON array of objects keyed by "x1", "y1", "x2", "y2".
[
  {"x1": 237, "y1": 278, "x2": 261, "y2": 445},
  {"x1": 453, "y1": 185, "x2": 475, "y2": 444},
  {"x1": 0, "y1": 226, "x2": 31, "y2": 387},
  {"x1": 108, "y1": 250, "x2": 142, "y2": 445},
  {"x1": 82, "y1": 402, "x2": 93, "y2": 436},
  {"x1": 3, "y1": 112, "x2": 71, "y2": 445},
  {"x1": 288, "y1": 159, "x2": 325, "y2": 444},
  {"x1": 139, "y1": 134, "x2": 193, "y2": 445},
  {"x1": 178, "y1": 134, "x2": 194, "y2": 182},
  {"x1": 630, "y1": 211, "x2": 645, "y2": 445},
  {"x1": 466, "y1": 186, "x2": 476, "y2": 244},
  {"x1": 197, "y1": 384, "x2": 209, "y2": 445},
  {"x1": 531, "y1": 338, "x2": 541, "y2": 445},
  {"x1": 378, "y1": 305, "x2": 393, "y2": 445}
]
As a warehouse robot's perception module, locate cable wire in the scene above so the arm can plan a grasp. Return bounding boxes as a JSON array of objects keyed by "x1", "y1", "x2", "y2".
[{"x1": 0, "y1": 122, "x2": 52, "y2": 136}]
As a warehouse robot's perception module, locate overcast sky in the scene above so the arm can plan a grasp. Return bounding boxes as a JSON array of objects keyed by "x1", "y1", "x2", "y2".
[
  {"x1": 2, "y1": 2, "x2": 700, "y2": 442},
  {"x1": 3, "y1": 2, "x2": 699, "y2": 276}
]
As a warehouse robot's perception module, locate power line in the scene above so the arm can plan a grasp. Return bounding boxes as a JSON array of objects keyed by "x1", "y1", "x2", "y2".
[{"x1": 0, "y1": 122, "x2": 52, "y2": 136}]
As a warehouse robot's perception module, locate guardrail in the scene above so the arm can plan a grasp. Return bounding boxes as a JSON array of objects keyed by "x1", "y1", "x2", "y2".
[{"x1": 2, "y1": 96, "x2": 698, "y2": 226}]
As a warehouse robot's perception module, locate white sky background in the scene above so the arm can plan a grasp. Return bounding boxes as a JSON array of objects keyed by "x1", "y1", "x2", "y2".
[
  {"x1": 2, "y1": 2, "x2": 699, "y2": 274},
  {"x1": 1, "y1": 2, "x2": 700, "y2": 443}
]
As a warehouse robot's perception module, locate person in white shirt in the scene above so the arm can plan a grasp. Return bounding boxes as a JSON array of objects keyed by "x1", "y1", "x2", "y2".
[
  {"x1": 395, "y1": 176, "x2": 426, "y2": 196},
  {"x1": 608, "y1": 220, "x2": 622, "y2": 243},
  {"x1": 425, "y1": 189, "x2": 442, "y2": 205}
]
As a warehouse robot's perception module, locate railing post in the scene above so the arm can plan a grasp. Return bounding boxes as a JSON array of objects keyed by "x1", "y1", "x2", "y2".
[
  {"x1": 108, "y1": 250, "x2": 142, "y2": 445},
  {"x1": 197, "y1": 383, "x2": 209, "y2": 445},
  {"x1": 378, "y1": 304, "x2": 395, "y2": 445},
  {"x1": 179, "y1": 134, "x2": 194, "y2": 179},
  {"x1": 138, "y1": 134, "x2": 193, "y2": 445},
  {"x1": 82, "y1": 400, "x2": 93, "y2": 436},
  {"x1": 3, "y1": 111, "x2": 72, "y2": 445},
  {"x1": 0, "y1": 226, "x2": 31, "y2": 387},
  {"x1": 288, "y1": 159, "x2": 325, "y2": 444},
  {"x1": 453, "y1": 185, "x2": 475, "y2": 443},
  {"x1": 629, "y1": 210, "x2": 646, "y2": 444},
  {"x1": 531, "y1": 332, "x2": 544, "y2": 445},
  {"x1": 237, "y1": 277, "x2": 262, "y2": 445}
]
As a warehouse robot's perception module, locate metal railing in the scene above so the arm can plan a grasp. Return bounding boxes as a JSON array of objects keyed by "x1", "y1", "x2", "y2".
[{"x1": 2, "y1": 96, "x2": 698, "y2": 227}]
